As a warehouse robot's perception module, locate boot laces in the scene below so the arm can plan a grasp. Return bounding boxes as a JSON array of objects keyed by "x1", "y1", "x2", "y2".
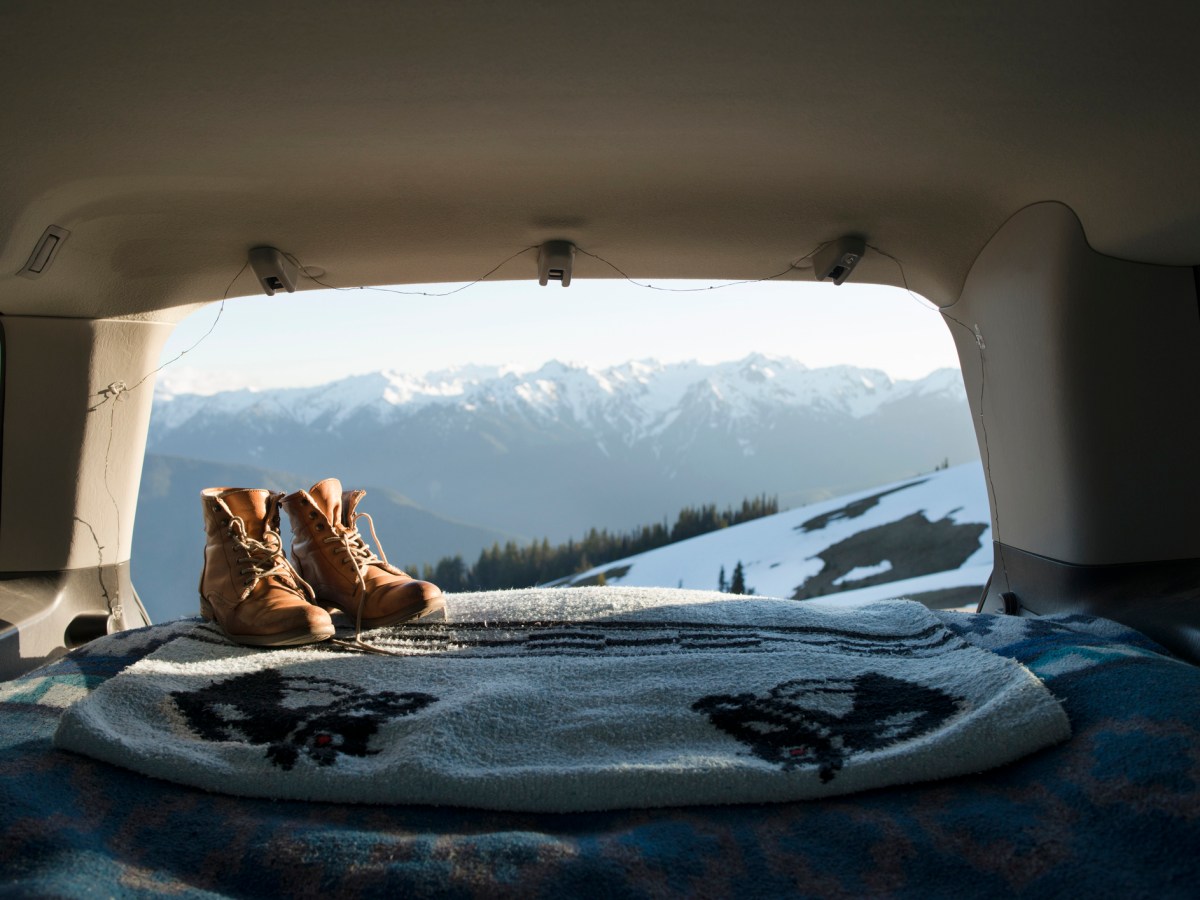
[
  {"x1": 323, "y1": 512, "x2": 413, "y2": 658},
  {"x1": 229, "y1": 516, "x2": 313, "y2": 601},
  {"x1": 324, "y1": 512, "x2": 390, "y2": 579}
]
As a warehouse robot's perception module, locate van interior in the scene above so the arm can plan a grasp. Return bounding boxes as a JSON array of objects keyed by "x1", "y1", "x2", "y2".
[{"x1": 1, "y1": 3, "x2": 1198, "y2": 896}]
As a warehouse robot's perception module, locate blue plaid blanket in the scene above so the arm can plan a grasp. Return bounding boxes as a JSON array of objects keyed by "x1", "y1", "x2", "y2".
[{"x1": 2, "y1": 609, "x2": 1196, "y2": 898}]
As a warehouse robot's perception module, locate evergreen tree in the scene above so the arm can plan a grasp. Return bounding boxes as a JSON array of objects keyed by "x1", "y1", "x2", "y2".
[
  {"x1": 414, "y1": 492, "x2": 780, "y2": 592},
  {"x1": 433, "y1": 555, "x2": 469, "y2": 592},
  {"x1": 730, "y1": 561, "x2": 746, "y2": 595},
  {"x1": 718, "y1": 565, "x2": 727, "y2": 592}
]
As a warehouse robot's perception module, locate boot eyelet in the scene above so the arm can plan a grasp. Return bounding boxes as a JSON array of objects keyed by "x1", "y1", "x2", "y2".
[{"x1": 309, "y1": 512, "x2": 317, "y2": 519}]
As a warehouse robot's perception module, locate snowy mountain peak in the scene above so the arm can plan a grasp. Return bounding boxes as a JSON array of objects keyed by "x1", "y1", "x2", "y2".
[
  {"x1": 152, "y1": 357, "x2": 967, "y2": 438},
  {"x1": 148, "y1": 356, "x2": 979, "y2": 543}
]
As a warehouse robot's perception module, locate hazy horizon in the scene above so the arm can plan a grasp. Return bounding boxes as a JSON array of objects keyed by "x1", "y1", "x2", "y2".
[
  {"x1": 155, "y1": 351, "x2": 963, "y2": 397},
  {"x1": 153, "y1": 278, "x2": 960, "y2": 394}
]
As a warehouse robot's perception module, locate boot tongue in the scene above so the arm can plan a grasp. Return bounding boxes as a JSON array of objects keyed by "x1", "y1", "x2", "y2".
[
  {"x1": 342, "y1": 490, "x2": 367, "y2": 526},
  {"x1": 222, "y1": 489, "x2": 276, "y2": 541},
  {"x1": 308, "y1": 478, "x2": 345, "y2": 525}
]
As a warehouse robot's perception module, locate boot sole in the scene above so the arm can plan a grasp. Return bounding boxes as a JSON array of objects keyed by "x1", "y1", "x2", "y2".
[
  {"x1": 221, "y1": 625, "x2": 337, "y2": 648},
  {"x1": 329, "y1": 596, "x2": 447, "y2": 630},
  {"x1": 200, "y1": 599, "x2": 337, "y2": 648}
]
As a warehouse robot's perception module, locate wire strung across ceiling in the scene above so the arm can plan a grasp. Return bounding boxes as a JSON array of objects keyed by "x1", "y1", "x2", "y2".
[{"x1": 79, "y1": 238, "x2": 1003, "y2": 630}]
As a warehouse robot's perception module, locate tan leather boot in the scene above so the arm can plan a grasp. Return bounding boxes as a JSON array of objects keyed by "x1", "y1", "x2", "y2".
[
  {"x1": 199, "y1": 487, "x2": 335, "y2": 646},
  {"x1": 282, "y1": 479, "x2": 445, "y2": 629}
]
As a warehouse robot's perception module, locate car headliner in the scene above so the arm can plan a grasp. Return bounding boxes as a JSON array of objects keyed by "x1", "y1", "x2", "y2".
[{"x1": 1, "y1": 1, "x2": 1198, "y2": 318}]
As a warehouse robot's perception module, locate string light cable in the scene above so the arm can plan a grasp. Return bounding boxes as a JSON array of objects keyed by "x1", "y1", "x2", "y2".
[
  {"x1": 865, "y1": 241, "x2": 1010, "y2": 600},
  {"x1": 80, "y1": 260, "x2": 251, "y2": 632},
  {"x1": 79, "y1": 238, "x2": 988, "y2": 637}
]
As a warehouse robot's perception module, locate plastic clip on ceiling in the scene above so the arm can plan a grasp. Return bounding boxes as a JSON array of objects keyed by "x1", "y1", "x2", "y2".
[
  {"x1": 814, "y1": 236, "x2": 866, "y2": 286},
  {"x1": 538, "y1": 240, "x2": 576, "y2": 287},
  {"x1": 248, "y1": 247, "x2": 299, "y2": 296}
]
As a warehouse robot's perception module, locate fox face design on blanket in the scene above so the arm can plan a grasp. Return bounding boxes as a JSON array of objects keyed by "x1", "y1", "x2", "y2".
[
  {"x1": 693, "y1": 672, "x2": 966, "y2": 783},
  {"x1": 171, "y1": 668, "x2": 437, "y2": 770}
]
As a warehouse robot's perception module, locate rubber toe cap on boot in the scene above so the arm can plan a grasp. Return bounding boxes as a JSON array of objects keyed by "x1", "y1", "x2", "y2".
[{"x1": 358, "y1": 579, "x2": 445, "y2": 628}]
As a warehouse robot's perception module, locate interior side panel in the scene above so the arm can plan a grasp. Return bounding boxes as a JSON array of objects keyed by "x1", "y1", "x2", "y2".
[
  {"x1": 0, "y1": 316, "x2": 170, "y2": 676},
  {"x1": 947, "y1": 202, "x2": 1200, "y2": 565},
  {"x1": 945, "y1": 202, "x2": 1200, "y2": 659}
]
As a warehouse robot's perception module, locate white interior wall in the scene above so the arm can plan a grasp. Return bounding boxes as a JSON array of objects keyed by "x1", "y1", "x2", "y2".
[
  {"x1": 0, "y1": 316, "x2": 173, "y2": 572},
  {"x1": 945, "y1": 202, "x2": 1200, "y2": 568}
]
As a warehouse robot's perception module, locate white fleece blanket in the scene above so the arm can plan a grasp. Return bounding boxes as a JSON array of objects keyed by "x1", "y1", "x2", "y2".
[{"x1": 54, "y1": 587, "x2": 1069, "y2": 812}]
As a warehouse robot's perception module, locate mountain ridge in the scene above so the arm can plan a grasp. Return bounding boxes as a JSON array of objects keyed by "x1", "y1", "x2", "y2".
[
  {"x1": 154, "y1": 355, "x2": 965, "y2": 432},
  {"x1": 147, "y1": 355, "x2": 978, "y2": 540}
]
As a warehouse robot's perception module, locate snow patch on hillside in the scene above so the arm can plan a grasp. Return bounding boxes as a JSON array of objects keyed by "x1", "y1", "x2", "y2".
[
  {"x1": 566, "y1": 462, "x2": 990, "y2": 604},
  {"x1": 834, "y1": 560, "x2": 894, "y2": 585}
]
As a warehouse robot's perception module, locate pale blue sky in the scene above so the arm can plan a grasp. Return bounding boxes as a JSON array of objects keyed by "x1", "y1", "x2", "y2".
[{"x1": 155, "y1": 278, "x2": 959, "y2": 393}]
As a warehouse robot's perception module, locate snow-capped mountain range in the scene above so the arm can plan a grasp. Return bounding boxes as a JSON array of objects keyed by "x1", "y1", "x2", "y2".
[
  {"x1": 148, "y1": 355, "x2": 978, "y2": 541},
  {"x1": 155, "y1": 355, "x2": 965, "y2": 433}
]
